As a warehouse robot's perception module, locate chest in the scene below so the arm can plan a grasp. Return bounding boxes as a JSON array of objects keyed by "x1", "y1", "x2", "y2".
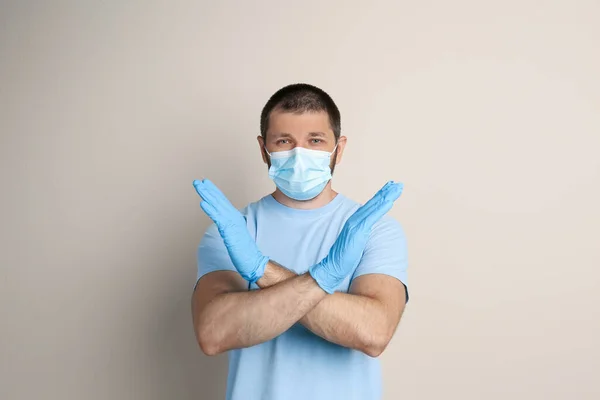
[
  {"x1": 251, "y1": 218, "x2": 352, "y2": 292},
  {"x1": 254, "y1": 217, "x2": 340, "y2": 274}
]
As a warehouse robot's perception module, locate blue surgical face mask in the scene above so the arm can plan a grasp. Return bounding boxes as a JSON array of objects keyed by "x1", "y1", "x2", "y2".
[{"x1": 265, "y1": 145, "x2": 337, "y2": 201}]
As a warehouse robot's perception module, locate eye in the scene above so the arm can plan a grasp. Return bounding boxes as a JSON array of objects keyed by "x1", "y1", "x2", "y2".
[
  {"x1": 311, "y1": 139, "x2": 323, "y2": 144},
  {"x1": 277, "y1": 139, "x2": 290, "y2": 145}
]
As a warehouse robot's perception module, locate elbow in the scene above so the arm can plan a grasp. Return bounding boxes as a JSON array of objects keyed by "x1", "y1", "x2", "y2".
[
  {"x1": 362, "y1": 334, "x2": 392, "y2": 358},
  {"x1": 198, "y1": 338, "x2": 221, "y2": 357},
  {"x1": 363, "y1": 343, "x2": 386, "y2": 358},
  {"x1": 196, "y1": 325, "x2": 224, "y2": 357}
]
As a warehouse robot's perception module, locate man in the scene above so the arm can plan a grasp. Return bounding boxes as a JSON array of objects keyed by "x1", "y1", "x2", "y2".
[{"x1": 191, "y1": 83, "x2": 408, "y2": 400}]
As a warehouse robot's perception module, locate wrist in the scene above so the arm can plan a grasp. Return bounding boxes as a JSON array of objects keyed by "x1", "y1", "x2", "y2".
[
  {"x1": 256, "y1": 260, "x2": 295, "y2": 288},
  {"x1": 308, "y1": 260, "x2": 339, "y2": 295},
  {"x1": 245, "y1": 254, "x2": 269, "y2": 284}
]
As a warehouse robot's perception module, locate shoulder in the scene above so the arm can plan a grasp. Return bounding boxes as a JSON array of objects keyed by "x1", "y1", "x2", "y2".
[
  {"x1": 334, "y1": 194, "x2": 361, "y2": 217},
  {"x1": 373, "y1": 215, "x2": 405, "y2": 237},
  {"x1": 242, "y1": 195, "x2": 272, "y2": 216}
]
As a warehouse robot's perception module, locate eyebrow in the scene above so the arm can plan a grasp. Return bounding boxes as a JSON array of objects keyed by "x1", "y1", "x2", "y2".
[
  {"x1": 271, "y1": 132, "x2": 328, "y2": 138},
  {"x1": 270, "y1": 132, "x2": 294, "y2": 139}
]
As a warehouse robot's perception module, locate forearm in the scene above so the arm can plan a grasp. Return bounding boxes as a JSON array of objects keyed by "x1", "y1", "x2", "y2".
[
  {"x1": 300, "y1": 291, "x2": 391, "y2": 356},
  {"x1": 198, "y1": 271, "x2": 326, "y2": 355},
  {"x1": 256, "y1": 262, "x2": 392, "y2": 356}
]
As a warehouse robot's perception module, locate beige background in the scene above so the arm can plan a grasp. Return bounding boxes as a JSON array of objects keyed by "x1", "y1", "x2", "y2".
[{"x1": 1, "y1": 1, "x2": 599, "y2": 399}]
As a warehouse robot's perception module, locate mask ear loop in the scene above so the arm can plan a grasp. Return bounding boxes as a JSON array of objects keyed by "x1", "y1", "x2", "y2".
[
  {"x1": 263, "y1": 146, "x2": 273, "y2": 169},
  {"x1": 330, "y1": 143, "x2": 338, "y2": 155}
]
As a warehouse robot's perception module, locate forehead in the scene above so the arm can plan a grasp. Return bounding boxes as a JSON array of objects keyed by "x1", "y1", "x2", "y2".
[{"x1": 267, "y1": 110, "x2": 334, "y2": 139}]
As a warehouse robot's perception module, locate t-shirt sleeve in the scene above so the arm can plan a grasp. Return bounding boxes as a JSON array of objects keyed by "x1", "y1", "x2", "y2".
[
  {"x1": 196, "y1": 223, "x2": 236, "y2": 285},
  {"x1": 351, "y1": 215, "x2": 409, "y2": 302}
]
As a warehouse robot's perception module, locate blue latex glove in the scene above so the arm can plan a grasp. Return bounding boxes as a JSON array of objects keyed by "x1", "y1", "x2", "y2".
[
  {"x1": 193, "y1": 179, "x2": 269, "y2": 283},
  {"x1": 309, "y1": 181, "x2": 404, "y2": 294}
]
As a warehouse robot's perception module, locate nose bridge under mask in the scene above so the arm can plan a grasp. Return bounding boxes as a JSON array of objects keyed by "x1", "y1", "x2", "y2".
[{"x1": 265, "y1": 145, "x2": 336, "y2": 201}]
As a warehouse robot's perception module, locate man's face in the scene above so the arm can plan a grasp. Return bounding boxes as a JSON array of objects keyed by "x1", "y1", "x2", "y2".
[{"x1": 258, "y1": 110, "x2": 346, "y2": 172}]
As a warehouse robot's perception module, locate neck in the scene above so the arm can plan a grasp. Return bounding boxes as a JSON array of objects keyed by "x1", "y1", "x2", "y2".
[{"x1": 272, "y1": 182, "x2": 338, "y2": 210}]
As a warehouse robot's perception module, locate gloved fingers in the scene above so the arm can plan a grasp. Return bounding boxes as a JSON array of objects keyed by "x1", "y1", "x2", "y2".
[
  {"x1": 193, "y1": 179, "x2": 223, "y2": 209},
  {"x1": 192, "y1": 179, "x2": 206, "y2": 201},
  {"x1": 385, "y1": 182, "x2": 403, "y2": 201},
  {"x1": 193, "y1": 179, "x2": 216, "y2": 204},
  {"x1": 361, "y1": 182, "x2": 403, "y2": 228},
  {"x1": 200, "y1": 200, "x2": 221, "y2": 222},
  {"x1": 352, "y1": 181, "x2": 395, "y2": 222},
  {"x1": 381, "y1": 180, "x2": 395, "y2": 191},
  {"x1": 201, "y1": 179, "x2": 234, "y2": 208},
  {"x1": 361, "y1": 197, "x2": 394, "y2": 228}
]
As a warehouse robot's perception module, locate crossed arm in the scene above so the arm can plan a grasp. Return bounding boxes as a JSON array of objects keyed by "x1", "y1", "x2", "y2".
[
  {"x1": 191, "y1": 178, "x2": 406, "y2": 358},
  {"x1": 192, "y1": 260, "x2": 406, "y2": 357}
]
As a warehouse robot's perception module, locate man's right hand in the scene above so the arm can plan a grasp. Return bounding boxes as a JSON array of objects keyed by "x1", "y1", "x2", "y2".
[
  {"x1": 308, "y1": 181, "x2": 404, "y2": 294},
  {"x1": 193, "y1": 178, "x2": 269, "y2": 283}
]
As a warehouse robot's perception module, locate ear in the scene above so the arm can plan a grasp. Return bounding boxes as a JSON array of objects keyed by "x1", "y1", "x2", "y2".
[
  {"x1": 334, "y1": 136, "x2": 347, "y2": 165},
  {"x1": 257, "y1": 135, "x2": 268, "y2": 164}
]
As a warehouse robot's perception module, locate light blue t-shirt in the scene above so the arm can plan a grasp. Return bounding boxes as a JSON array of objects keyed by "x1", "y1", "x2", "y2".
[{"x1": 196, "y1": 193, "x2": 408, "y2": 400}]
